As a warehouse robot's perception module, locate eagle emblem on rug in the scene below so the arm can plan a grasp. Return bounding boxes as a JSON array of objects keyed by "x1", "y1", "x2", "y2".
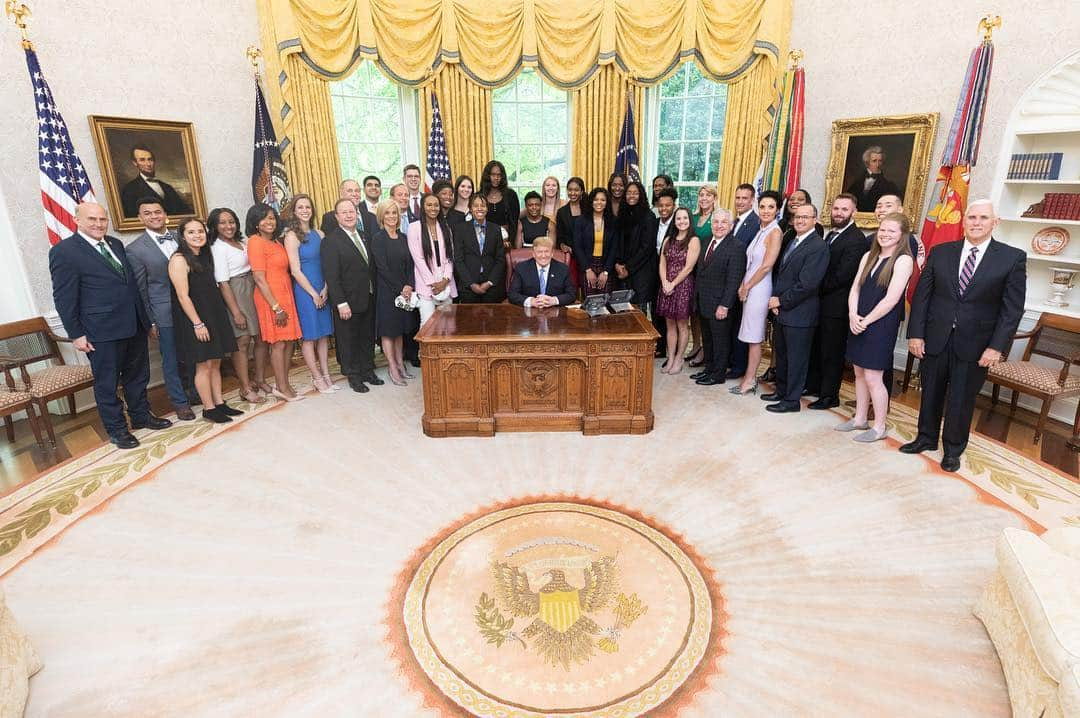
[{"x1": 474, "y1": 539, "x2": 648, "y2": 670}]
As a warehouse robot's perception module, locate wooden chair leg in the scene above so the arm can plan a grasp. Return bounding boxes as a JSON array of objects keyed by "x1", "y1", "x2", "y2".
[
  {"x1": 1069, "y1": 400, "x2": 1080, "y2": 451},
  {"x1": 1034, "y1": 397, "x2": 1053, "y2": 445},
  {"x1": 1009, "y1": 389, "x2": 1021, "y2": 416},
  {"x1": 66, "y1": 393, "x2": 77, "y2": 416},
  {"x1": 24, "y1": 404, "x2": 44, "y2": 448},
  {"x1": 3, "y1": 414, "x2": 13, "y2": 442},
  {"x1": 991, "y1": 384, "x2": 1001, "y2": 406},
  {"x1": 37, "y1": 399, "x2": 56, "y2": 445},
  {"x1": 901, "y1": 352, "x2": 916, "y2": 393}
]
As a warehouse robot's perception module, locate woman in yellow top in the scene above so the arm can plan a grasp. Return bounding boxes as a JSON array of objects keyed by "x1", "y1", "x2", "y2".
[{"x1": 572, "y1": 187, "x2": 619, "y2": 294}]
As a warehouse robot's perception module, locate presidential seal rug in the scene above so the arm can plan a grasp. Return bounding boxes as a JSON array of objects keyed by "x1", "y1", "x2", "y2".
[
  {"x1": 390, "y1": 498, "x2": 723, "y2": 717},
  {"x1": 3, "y1": 366, "x2": 1078, "y2": 716}
]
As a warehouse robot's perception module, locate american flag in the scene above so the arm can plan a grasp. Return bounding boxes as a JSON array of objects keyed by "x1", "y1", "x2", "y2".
[
  {"x1": 25, "y1": 47, "x2": 96, "y2": 246},
  {"x1": 424, "y1": 93, "x2": 452, "y2": 189}
]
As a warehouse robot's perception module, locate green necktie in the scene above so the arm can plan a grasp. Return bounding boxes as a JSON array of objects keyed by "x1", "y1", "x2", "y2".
[
  {"x1": 97, "y1": 241, "x2": 124, "y2": 275},
  {"x1": 349, "y1": 230, "x2": 368, "y2": 264}
]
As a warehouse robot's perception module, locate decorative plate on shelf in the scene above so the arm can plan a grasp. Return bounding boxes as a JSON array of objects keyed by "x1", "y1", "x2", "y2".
[{"x1": 1031, "y1": 226, "x2": 1070, "y2": 255}]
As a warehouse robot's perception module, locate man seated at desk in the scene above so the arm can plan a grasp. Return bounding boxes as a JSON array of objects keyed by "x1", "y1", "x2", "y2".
[{"x1": 508, "y1": 236, "x2": 576, "y2": 308}]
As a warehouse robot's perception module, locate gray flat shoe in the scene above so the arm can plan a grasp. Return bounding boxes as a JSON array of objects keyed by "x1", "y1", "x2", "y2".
[
  {"x1": 853, "y1": 427, "x2": 887, "y2": 442},
  {"x1": 834, "y1": 419, "x2": 869, "y2": 432}
]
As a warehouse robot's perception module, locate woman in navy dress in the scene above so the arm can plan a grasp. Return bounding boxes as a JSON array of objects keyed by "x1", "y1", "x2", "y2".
[
  {"x1": 283, "y1": 194, "x2": 336, "y2": 394},
  {"x1": 837, "y1": 212, "x2": 914, "y2": 442},
  {"x1": 372, "y1": 200, "x2": 416, "y2": 386},
  {"x1": 656, "y1": 207, "x2": 702, "y2": 374}
]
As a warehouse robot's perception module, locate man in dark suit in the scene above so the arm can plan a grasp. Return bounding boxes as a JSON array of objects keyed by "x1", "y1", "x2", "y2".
[
  {"x1": 320, "y1": 178, "x2": 377, "y2": 236},
  {"x1": 726, "y1": 183, "x2": 761, "y2": 379},
  {"x1": 508, "y1": 236, "x2": 576, "y2": 307},
  {"x1": 805, "y1": 193, "x2": 869, "y2": 409},
  {"x1": 125, "y1": 197, "x2": 196, "y2": 419},
  {"x1": 48, "y1": 203, "x2": 171, "y2": 448},
  {"x1": 321, "y1": 198, "x2": 384, "y2": 393},
  {"x1": 454, "y1": 195, "x2": 506, "y2": 303},
  {"x1": 119, "y1": 145, "x2": 192, "y2": 218},
  {"x1": 403, "y1": 164, "x2": 423, "y2": 223},
  {"x1": 761, "y1": 203, "x2": 830, "y2": 412},
  {"x1": 844, "y1": 145, "x2": 901, "y2": 212},
  {"x1": 901, "y1": 200, "x2": 1026, "y2": 471},
  {"x1": 691, "y1": 211, "x2": 747, "y2": 386}
]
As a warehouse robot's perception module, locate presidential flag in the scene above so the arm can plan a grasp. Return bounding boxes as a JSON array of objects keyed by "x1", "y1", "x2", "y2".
[
  {"x1": 425, "y1": 93, "x2": 452, "y2": 189},
  {"x1": 252, "y1": 80, "x2": 291, "y2": 210},
  {"x1": 24, "y1": 47, "x2": 96, "y2": 245},
  {"x1": 614, "y1": 96, "x2": 641, "y2": 183}
]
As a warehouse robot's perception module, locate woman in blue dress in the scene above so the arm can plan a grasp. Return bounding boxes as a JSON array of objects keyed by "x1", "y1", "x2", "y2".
[
  {"x1": 836, "y1": 212, "x2": 914, "y2": 442},
  {"x1": 283, "y1": 194, "x2": 336, "y2": 394}
]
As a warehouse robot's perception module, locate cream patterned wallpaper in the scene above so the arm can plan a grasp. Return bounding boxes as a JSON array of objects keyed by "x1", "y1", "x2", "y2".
[
  {"x1": 0, "y1": 0, "x2": 259, "y2": 317},
  {"x1": 791, "y1": 0, "x2": 1080, "y2": 217}
]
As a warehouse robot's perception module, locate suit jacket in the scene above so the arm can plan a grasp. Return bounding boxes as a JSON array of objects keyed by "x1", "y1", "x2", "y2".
[
  {"x1": 845, "y1": 172, "x2": 901, "y2": 213},
  {"x1": 696, "y1": 232, "x2": 747, "y2": 318},
  {"x1": 120, "y1": 176, "x2": 191, "y2": 218},
  {"x1": 49, "y1": 233, "x2": 149, "y2": 342},
  {"x1": 733, "y1": 210, "x2": 761, "y2": 247},
  {"x1": 572, "y1": 215, "x2": 619, "y2": 275},
  {"x1": 320, "y1": 206, "x2": 376, "y2": 237},
  {"x1": 907, "y1": 238, "x2": 1027, "y2": 362},
  {"x1": 773, "y1": 232, "x2": 830, "y2": 328},
  {"x1": 619, "y1": 211, "x2": 657, "y2": 278},
  {"x1": 126, "y1": 231, "x2": 176, "y2": 328},
  {"x1": 452, "y1": 220, "x2": 506, "y2": 299},
  {"x1": 320, "y1": 225, "x2": 375, "y2": 315},
  {"x1": 554, "y1": 204, "x2": 581, "y2": 252},
  {"x1": 819, "y1": 223, "x2": 870, "y2": 318},
  {"x1": 508, "y1": 258, "x2": 576, "y2": 306}
]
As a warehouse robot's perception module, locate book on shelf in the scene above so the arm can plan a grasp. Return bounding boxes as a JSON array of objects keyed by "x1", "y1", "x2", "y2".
[{"x1": 1007, "y1": 152, "x2": 1064, "y2": 180}]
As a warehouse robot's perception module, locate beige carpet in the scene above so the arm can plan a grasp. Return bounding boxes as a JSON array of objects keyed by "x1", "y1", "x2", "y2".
[{"x1": 4, "y1": 364, "x2": 1079, "y2": 716}]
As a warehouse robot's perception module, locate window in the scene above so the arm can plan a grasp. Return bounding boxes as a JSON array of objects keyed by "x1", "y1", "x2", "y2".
[
  {"x1": 650, "y1": 63, "x2": 728, "y2": 209},
  {"x1": 492, "y1": 69, "x2": 570, "y2": 197},
  {"x1": 330, "y1": 63, "x2": 418, "y2": 194}
]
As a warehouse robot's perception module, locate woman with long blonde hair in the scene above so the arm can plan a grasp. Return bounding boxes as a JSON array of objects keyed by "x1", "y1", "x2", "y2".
[
  {"x1": 836, "y1": 212, "x2": 914, "y2": 442},
  {"x1": 540, "y1": 176, "x2": 564, "y2": 221}
]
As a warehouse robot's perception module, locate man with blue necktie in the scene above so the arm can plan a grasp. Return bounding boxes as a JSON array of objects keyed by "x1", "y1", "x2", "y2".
[
  {"x1": 49, "y1": 203, "x2": 172, "y2": 448},
  {"x1": 508, "y1": 236, "x2": 575, "y2": 307},
  {"x1": 454, "y1": 195, "x2": 505, "y2": 303},
  {"x1": 125, "y1": 196, "x2": 195, "y2": 420}
]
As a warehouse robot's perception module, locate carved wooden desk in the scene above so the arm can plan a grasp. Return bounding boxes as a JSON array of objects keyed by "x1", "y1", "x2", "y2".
[{"x1": 416, "y1": 304, "x2": 659, "y2": 437}]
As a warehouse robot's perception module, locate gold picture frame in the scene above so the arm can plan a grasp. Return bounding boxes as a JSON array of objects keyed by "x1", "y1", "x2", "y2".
[
  {"x1": 824, "y1": 113, "x2": 939, "y2": 230},
  {"x1": 87, "y1": 115, "x2": 207, "y2": 232}
]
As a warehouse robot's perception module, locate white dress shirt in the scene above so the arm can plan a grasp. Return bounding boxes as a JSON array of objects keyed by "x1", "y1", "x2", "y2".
[
  {"x1": 141, "y1": 174, "x2": 165, "y2": 198},
  {"x1": 959, "y1": 238, "x2": 989, "y2": 282},
  {"x1": 734, "y1": 209, "x2": 755, "y2": 237},
  {"x1": 655, "y1": 217, "x2": 672, "y2": 253},
  {"x1": 523, "y1": 262, "x2": 559, "y2": 308},
  {"x1": 79, "y1": 231, "x2": 122, "y2": 265},
  {"x1": 147, "y1": 229, "x2": 177, "y2": 259}
]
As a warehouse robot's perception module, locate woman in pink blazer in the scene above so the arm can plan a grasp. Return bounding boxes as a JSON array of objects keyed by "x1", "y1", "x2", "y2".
[{"x1": 407, "y1": 193, "x2": 457, "y2": 326}]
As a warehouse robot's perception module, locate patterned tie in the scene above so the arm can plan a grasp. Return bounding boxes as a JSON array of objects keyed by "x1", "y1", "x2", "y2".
[
  {"x1": 349, "y1": 229, "x2": 368, "y2": 264},
  {"x1": 539, "y1": 265, "x2": 548, "y2": 295},
  {"x1": 704, "y1": 237, "x2": 719, "y2": 263},
  {"x1": 154, "y1": 231, "x2": 171, "y2": 245},
  {"x1": 476, "y1": 224, "x2": 485, "y2": 253},
  {"x1": 97, "y1": 241, "x2": 124, "y2": 275},
  {"x1": 959, "y1": 246, "x2": 978, "y2": 296}
]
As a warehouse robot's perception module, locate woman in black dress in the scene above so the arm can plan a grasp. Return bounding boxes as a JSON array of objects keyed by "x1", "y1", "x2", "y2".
[
  {"x1": 614, "y1": 180, "x2": 654, "y2": 307},
  {"x1": 836, "y1": 212, "x2": 914, "y2": 442},
  {"x1": 480, "y1": 160, "x2": 519, "y2": 248},
  {"x1": 556, "y1": 176, "x2": 587, "y2": 293},
  {"x1": 447, "y1": 175, "x2": 474, "y2": 226},
  {"x1": 517, "y1": 191, "x2": 553, "y2": 248},
  {"x1": 607, "y1": 173, "x2": 627, "y2": 219},
  {"x1": 168, "y1": 218, "x2": 241, "y2": 423},
  {"x1": 371, "y1": 199, "x2": 416, "y2": 387}
]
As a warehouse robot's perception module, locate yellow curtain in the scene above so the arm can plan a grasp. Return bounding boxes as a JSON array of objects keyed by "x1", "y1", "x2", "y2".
[
  {"x1": 716, "y1": 58, "x2": 783, "y2": 205},
  {"x1": 418, "y1": 65, "x2": 493, "y2": 185},
  {"x1": 262, "y1": 0, "x2": 790, "y2": 88},
  {"x1": 570, "y1": 66, "x2": 645, "y2": 189}
]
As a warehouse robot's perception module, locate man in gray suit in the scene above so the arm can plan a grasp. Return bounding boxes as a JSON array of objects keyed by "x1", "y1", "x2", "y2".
[{"x1": 125, "y1": 197, "x2": 195, "y2": 420}]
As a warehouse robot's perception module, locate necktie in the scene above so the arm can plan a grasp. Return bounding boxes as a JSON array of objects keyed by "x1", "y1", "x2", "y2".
[
  {"x1": 411, "y1": 197, "x2": 418, "y2": 216},
  {"x1": 476, "y1": 224, "x2": 485, "y2": 253},
  {"x1": 704, "y1": 238, "x2": 719, "y2": 263},
  {"x1": 781, "y1": 237, "x2": 801, "y2": 266},
  {"x1": 97, "y1": 241, "x2": 124, "y2": 275},
  {"x1": 349, "y1": 229, "x2": 368, "y2": 264},
  {"x1": 155, "y1": 231, "x2": 171, "y2": 245},
  {"x1": 826, "y1": 231, "x2": 838, "y2": 246},
  {"x1": 539, "y1": 265, "x2": 548, "y2": 295},
  {"x1": 959, "y1": 246, "x2": 978, "y2": 296}
]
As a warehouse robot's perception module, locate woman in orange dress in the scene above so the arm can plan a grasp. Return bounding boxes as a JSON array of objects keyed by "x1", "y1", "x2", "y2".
[{"x1": 246, "y1": 203, "x2": 303, "y2": 401}]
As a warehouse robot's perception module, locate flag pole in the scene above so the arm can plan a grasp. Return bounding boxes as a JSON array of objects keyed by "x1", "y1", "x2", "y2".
[
  {"x1": 246, "y1": 44, "x2": 262, "y2": 79},
  {"x1": 5, "y1": 1, "x2": 32, "y2": 49}
]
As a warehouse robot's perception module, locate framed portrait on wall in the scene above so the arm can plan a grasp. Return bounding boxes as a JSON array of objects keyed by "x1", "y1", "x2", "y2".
[
  {"x1": 87, "y1": 115, "x2": 206, "y2": 232},
  {"x1": 824, "y1": 113, "x2": 939, "y2": 229}
]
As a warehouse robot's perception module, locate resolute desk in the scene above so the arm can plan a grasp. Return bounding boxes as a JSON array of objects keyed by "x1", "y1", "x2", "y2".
[{"x1": 416, "y1": 304, "x2": 659, "y2": 437}]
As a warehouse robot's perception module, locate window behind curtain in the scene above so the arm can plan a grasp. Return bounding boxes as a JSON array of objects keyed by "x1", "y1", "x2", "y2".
[
  {"x1": 330, "y1": 63, "x2": 410, "y2": 196},
  {"x1": 492, "y1": 69, "x2": 570, "y2": 197}
]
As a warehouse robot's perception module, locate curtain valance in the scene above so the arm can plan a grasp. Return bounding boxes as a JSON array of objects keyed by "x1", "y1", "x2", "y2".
[{"x1": 262, "y1": 0, "x2": 790, "y2": 88}]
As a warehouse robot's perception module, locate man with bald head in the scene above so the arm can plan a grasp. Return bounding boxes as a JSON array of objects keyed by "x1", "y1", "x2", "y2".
[
  {"x1": 901, "y1": 200, "x2": 1026, "y2": 471},
  {"x1": 321, "y1": 178, "x2": 377, "y2": 235},
  {"x1": 49, "y1": 203, "x2": 171, "y2": 449}
]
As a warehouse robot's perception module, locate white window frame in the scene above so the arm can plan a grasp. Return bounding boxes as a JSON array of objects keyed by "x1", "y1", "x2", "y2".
[{"x1": 492, "y1": 68, "x2": 572, "y2": 197}]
